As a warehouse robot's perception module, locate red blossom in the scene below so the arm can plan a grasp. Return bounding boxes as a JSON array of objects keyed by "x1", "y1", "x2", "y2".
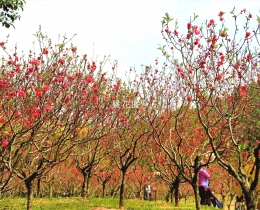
[
  {"x1": 242, "y1": 151, "x2": 248, "y2": 158},
  {"x1": 65, "y1": 96, "x2": 71, "y2": 102},
  {"x1": 93, "y1": 96, "x2": 98, "y2": 104},
  {"x1": 245, "y1": 32, "x2": 251, "y2": 38},
  {"x1": 164, "y1": 28, "x2": 170, "y2": 34},
  {"x1": 16, "y1": 112, "x2": 22, "y2": 118},
  {"x1": 109, "y1": 106, "x2": 114, "y2": 112},
  {"x1": 24, "y1": 120, "x2": 31, "y2": 127},
  {"x1": 194, "y1": 26, "x2": 200, "y2": 35},
  {"x1": 216, "y1": 74, "x2": 223, "y2": 80},
  {"x1": 2, "y1": 139, "x2": 8, "y2": 148},
  {"x1": 194, "y1": 38, "x2": 200, "y2": 45},
  {"x1": 16, "y1": 64, "x2": 21, "y2": 72},
  {"x1": 32, "y1": 109, "x2": 40, "y2": 117},
  {"x1": 43, "y1": 48, "x2": 48, "y2": 55},
  {"x1": 35, "y1": 88, "x2": 43, "y2": 98},
  {"x1": 0, "y1": 118, "x2": 5, "y2": 124},
  {"x1": 114, "y1": 82, "x2": 121, "y2": 90},
  {"x1": 43, "y1": 85, "x2": 50, "y2": 92},
  {"x1": 27, "y1": 67, "x2": 34, "y2": 73},
  {"x1": 86, "y1": 76, "x2": 93, "y2": 83},
  {"x1": 91, "y1": 61, "x2": 96, "y2": 71},
  {"x1": 241, "y1": 85, "x2": 247, "y2": 92},
  {"x1": 71, "y1": 47, "x2": 77, "y2": 53},
  {"x1": 7, "y1": 59, "x2": 13, "y2": 65},
  {"x1": 45, "y1": 104, "x2": 51, "y2": 111},
  {"x1": 18, "y1": 90, "x2": 26, "y2": 97},
  {"x1": 207, "y1": 19, "x2": 215, "y2": 27},
  {"x1": 218, "y1": 11, "x2": 224, "y2": 16},
  {"x1": 234, "y1": 63, "x2": 240, "y2": 69},
  {"x1": 239, "y1": 85, "x2": 247, "y2": 97},
  {"x1": 220, "y1": 32, "x2": 227, "y2": 37},
  {"x1": 187, "y1": 22, "x2": 192, "y2": 29},
  {"x1": 31, "y1": 59, "x2": 40, "y2": 66},
  {"x1": 217, "y1": 60, "x2": 223, "y2": 66},
  {"x1": 59, "y1": 59, "x2": 65, "y2": 65},
  {"x1": 247, "y1": 54, "x2": 251, "y2": 62},
  {"x1": 161, "y1": 115, "x2": 167, "y2": 120},
  {"x1": 184, "y1": 168, "x2": 189, "y2": 174}
]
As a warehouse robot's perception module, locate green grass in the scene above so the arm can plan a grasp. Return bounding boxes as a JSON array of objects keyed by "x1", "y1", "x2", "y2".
[{"x1": 0, "y1": 197, "x2": 219, "y2": 210}]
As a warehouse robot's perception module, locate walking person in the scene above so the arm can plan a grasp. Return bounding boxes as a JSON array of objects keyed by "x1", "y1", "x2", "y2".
[
  {"x1": 198, "y1": 166, "x2": 210, "y2": 205},
  {"x1": 145, "y1": 183, "x2": 151, "y2": 200}
]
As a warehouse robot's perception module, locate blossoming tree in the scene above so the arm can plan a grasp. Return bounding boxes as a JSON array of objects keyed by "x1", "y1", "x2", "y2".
[{"x1": 159, "y1": 8, "x2": 260, "y2": 210}]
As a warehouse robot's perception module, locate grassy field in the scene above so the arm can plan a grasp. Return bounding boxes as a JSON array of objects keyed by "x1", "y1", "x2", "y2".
[{"x1": 0, "y1": 197, "x2": 221, "y2": 210}]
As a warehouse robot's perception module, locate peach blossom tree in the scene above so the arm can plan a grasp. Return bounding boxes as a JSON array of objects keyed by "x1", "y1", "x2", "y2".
[{"x1": 159, "y1": 8, "x2": 260, "y2": 210}]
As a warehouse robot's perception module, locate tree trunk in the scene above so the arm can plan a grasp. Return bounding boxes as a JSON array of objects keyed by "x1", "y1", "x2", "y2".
[
  {"x1": 36, "y1": 177, "x2": 41, "y2": 197},
  {"x1": 119, "y1": 170, "x2": 126, "y2": 209},
  {"x1": 192, "y1": 183, "x2": 201, "y2": 210},
  {"x1": 110, "y1": 188, "x2": 114, "y2": 197},
  {"x1": 174, "y1": 180, "x2": 180, "y2": 207},
  {"x1": 49, "y1": 183, "x2": 53, "y2": 198},
  {"x1": 69, "y1": 184, "x2": 74, "y2": 197},
  {"x1": 244, "y1": 191, "x2": 258, "y2": 210},
  {"x1": 102, "y1": 182, "x2": 106, "y2": 198},
  {"x1": 170, "y1": 187, "x2": 174, "y2": 203},
  {"x1": 226, "y1": 193, "x2": 236, "y2": 210},
  {"x1": 102, "y1": 176, "x2": 111, "y2": 198},
  {"x1": 81, "y1": 171, "x2": 87, "y2": 199},
  {"x1": 86, "y1": 172, "x2": 91, "y2": 198},
  {"x1": 25, "y1": 178, "x2": 34, "y2": 210}
]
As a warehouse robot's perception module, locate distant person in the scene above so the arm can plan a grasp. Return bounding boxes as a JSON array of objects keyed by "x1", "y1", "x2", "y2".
[
  {"x1": 145, "y1": 183, "x2": 151, "y2": 200},
  {"x1": 198, "y1": 167, "x2": 210, "y2": 205}
]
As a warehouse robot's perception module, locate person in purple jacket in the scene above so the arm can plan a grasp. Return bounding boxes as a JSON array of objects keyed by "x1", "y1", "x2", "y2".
[{"x1": 198, "y1": 167, "x2": 210, "y2": 205}]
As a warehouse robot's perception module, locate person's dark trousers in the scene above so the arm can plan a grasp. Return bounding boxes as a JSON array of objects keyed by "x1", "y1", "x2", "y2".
[{"x1": 199, "y1": 186, "x2": 207, "y2": 205}]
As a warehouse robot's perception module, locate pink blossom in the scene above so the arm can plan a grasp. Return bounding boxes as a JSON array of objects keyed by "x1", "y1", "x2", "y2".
[{"x1": 43, "y1": 85, "x2": 50, "y2": 92}]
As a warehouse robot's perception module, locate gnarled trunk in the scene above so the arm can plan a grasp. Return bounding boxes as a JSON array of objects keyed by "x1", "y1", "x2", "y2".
[
  {"x1": 174, "y1": 178, "x2": 180, "y2": 206},
  {"x1": 102, "y1": 175, "x2": 111, "y2": 198},
  {"x1": 170, "y1": 186, "x2": 174, "y2": 203},
  {"x1": 25, "y1": 177, "x2": 34, "y2": 210},
  {"x1": 36, "y1": 177, "x2": 41, "y2": 197},
  {"x1": 81, "y1": 169, "x2": 92, "y2": 199},
  {"x1": 49, "y1": 183, "x2": 53, "y2": 198},
  {"x1": 244, "y1": 191, "x2": 258, "y2": 210},
  {"x1": 192, "y1": 183, "x2": 201, "y2": 210},
  {"x1": 119, "y1": 170, "x2": 126, "y2": 209},
  {"x1": 81, "y1": 171, "x2": 87, "y2": 199}
]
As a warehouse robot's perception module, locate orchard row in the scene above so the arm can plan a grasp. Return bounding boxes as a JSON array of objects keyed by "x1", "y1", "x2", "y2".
[{"x1": 0, "y1": 9, "x2": 260, "y2": 210}]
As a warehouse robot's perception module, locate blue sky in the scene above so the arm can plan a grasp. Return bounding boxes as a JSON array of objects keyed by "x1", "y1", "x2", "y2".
[{"x1": 0, "y1": 0, "x2": 259, "y2": 77}]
